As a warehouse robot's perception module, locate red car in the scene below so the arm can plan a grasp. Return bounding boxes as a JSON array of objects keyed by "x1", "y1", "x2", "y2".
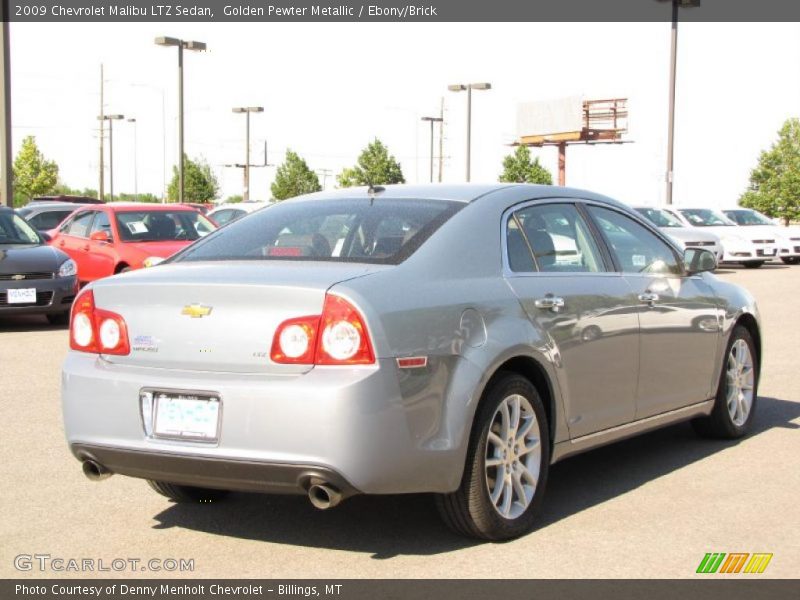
[{"x1": 48, "y1": 203, "x2": 216, "y2": 284}]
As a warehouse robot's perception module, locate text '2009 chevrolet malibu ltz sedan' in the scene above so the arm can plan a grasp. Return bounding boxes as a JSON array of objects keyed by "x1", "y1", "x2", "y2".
[{"x1": 61, "y1": 184, "x2": 762, "y2": 540}]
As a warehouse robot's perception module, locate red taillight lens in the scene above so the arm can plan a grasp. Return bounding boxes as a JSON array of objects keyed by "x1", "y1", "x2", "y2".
[
  {"x1": 316, "y1": 294, "x2": 375, "y2": 365},
  {"x1": 269, "y1": 294, "x2": 375, "y2": 366},
  {"x1": 270, "y1": 315, "x2": 319, "y2": 364},
  {"x1": 69, "y1": 289, "x2": 130, "y2": 355}
]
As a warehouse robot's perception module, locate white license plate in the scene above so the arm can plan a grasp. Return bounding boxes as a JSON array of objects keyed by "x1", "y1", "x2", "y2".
[
  {"x1": 7, "y1": 288, "x2": 36, "y2": 304},
  {"x1": 153, "y1": 392, "x2": 220, "y2": 442}
]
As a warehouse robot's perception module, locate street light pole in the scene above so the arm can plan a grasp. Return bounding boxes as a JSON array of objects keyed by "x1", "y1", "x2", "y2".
[
  {"x1": 421, "y1": 116, "x2": 443, "y2": 183},
  {"x1": 232, "y1": 106, "x2": 264, "y2": 201},
  {"x1": 448, "y1": 82, "x2": 491, "y2": 182},
  {"x1": 658, "y1": 0, "x2": 700, "y2": 205},
  {"x1": 127, "y1": 118, "x2": 138, "y2": 201},
  {"x1": 155, "y1": 37, "x2": 206, "y2": 203}
]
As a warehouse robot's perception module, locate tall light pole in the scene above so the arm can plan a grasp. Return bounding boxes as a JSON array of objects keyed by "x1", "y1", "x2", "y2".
[
  {"x1": 155, "y1": 36, "x2": 206, "y2": 203},
  {"x1": 658, "y1": 0, "x2": 700, "y2": 205},
  {"x1": 232, "y1": 106, "x2": 264, "y2": 201},
  {"x1": 421, "y1": 116, "x2": 443, "y2": 183},
  {"x1": 127, "y1": 118, "x2": 138, "y2": 201},
  {"x1": 98, "y1": 114, "x2": 124, "y2": 201},
  {"x1": 448, "y1": 82, "x2": 491, "y2": 182}
]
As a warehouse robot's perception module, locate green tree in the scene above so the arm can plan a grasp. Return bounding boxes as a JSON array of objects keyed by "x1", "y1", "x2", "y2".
[
  {"x1": 739, "y1": 118, "x2": 800, "y2": 225},
  {"x1": 225, "y1": 195, "x2": 243, "y2": 204},
  {"x1": 167, "y1": 155, "x2": 219, "y2": 202},
  {"x1": 12, "y1": 136, "x2": 59, "y2": 205},
  {"x1": 498, "y1": 146, "x2": 553, "y2": 185},
  {"x1": 271, "y1": 150, "x2": 322, "y2": 200},
  {"x1": 337, "y1": 139, "x2": 405, "y2": 188}
]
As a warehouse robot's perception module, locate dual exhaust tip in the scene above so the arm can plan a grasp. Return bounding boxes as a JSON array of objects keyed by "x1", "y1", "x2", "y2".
[{"x1": 81, "y1": 460, "x2": 345, "y2": 510}]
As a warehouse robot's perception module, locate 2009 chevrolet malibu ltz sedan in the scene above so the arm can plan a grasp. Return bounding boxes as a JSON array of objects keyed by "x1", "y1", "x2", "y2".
[{"x1": 62, "y1": 184, "x2": 762, "y2": 540}]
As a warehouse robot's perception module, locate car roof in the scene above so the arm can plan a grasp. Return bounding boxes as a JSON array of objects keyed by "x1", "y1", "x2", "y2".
[
  {"x1": 92, "y1": 202, "x2": 199, "y2": 211},
  {"x1": 22, "y1": 202, "x2": 89, "y2": 211}
]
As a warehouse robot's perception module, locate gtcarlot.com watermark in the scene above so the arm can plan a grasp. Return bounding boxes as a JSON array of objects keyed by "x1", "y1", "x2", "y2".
[{"x1": 14, "y1": 554, "x2": 194, "y2": 573}]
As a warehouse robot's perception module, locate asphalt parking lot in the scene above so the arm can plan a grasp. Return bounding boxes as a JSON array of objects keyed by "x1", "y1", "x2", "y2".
[{"x1": 1, "y1": 264, "x2": 798, "y2": 579}]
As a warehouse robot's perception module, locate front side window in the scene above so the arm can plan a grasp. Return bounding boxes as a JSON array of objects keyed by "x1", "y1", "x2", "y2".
[
  {"x1": 0, "y1": 212, "x2": 42, "y2": 245},
  {"x1": 176, "y1": 198, "x2": 462, "y2": 265},
  {"x1": 90, "y1": 211, "x2": 113, "y2": 239},
  {"x1": 115, "y1": 210, "x2": 216, "y2": 242},
  {"x1": 588, "y1": 206, "x2": 681, "y2": 275},
  {"x1": 62, "y1": 211, "x2": 95, "y2": 238},
  {"x1": 506, "y1": 203, "x2": 605, "y2": 273}
]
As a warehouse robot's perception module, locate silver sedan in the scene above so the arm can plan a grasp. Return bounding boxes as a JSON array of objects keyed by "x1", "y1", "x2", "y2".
[{"x1": 62, "y1": 184, "x2": 762, "y2": 540}]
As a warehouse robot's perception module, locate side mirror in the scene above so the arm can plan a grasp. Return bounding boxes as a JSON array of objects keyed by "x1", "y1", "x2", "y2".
[
  {"x1": 39, "y1": 231, "x2": 52, "y2": 242},
  {"x1": 684, "y1": 247, "x2": 717, "y2": 275},
  {"x1": 90, "y1": 230, "x2": 111, "y2": 243}
]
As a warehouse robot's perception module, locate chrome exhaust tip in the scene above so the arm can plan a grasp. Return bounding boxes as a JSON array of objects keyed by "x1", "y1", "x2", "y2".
[
  {"x1": 308, "y1": 483, "x2": 342, "y2": 510},
  {"x1": 82, "y1": 459, "x2": 113, "y2": 482}
]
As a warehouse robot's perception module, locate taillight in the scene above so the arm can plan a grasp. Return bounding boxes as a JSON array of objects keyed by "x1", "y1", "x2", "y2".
[
  {"x1": 69, "y1": 289, "x2": 130, "y2": 355},
  {"x1": 269, "y1": 294, "x2": 375, "y2": 366}
]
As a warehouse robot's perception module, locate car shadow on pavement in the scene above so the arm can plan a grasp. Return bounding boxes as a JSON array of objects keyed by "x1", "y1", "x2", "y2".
[{"x1": 150, "y1": 396, "x2": 799, "y2": 557}]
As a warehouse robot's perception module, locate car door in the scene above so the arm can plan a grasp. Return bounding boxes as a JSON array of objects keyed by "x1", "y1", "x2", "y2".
[
  {"x1": 53, "y1": 210, "x2": 96, "y2": 281},
  {"x1": 503, "y1": 201, "x2": 640, "y2": 438},
  {"x1": 585, "y1": 205, "x2": 721, "y2": 418},
  {"x1": 83, "y1": 210, "x2": 117, "y2": 280}
]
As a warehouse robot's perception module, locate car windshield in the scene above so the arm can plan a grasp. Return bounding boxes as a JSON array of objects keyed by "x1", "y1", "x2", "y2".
[
  {"x1": 175, "y1": 197, "x2": 463, "y2": 265},
  {"x1": 115, "y1": 210, "x2": 216, "y2": 242},
  {"x1": 723, "y1": 209, "x2": 773, "y2": 226},
  {"x1": 635, "y1": 208, "x2": 684, "y2": 228},
  {"x1": 0, "y1": 212, "x2": 42, "y2": 245},
  {"x1": 678, "y1": 209, "x2": 733, "y2": 227}
]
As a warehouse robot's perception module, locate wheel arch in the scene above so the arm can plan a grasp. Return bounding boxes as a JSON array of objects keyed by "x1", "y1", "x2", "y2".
[
  {"x1": 114, "y1": 262, "x2": 130, "y2": 274},
  {"x1": 734, "y1": 312, "x2": 762, "y2": 376}
]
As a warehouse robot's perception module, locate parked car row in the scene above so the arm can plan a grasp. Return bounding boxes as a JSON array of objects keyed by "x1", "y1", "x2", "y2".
[{"x1": 636, "y1": 205, "x2": 800, "y2": 268}]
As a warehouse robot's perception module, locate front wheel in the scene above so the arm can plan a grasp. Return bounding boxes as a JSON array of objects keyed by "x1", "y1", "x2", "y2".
[
  {"x1": 147, "y1": 480, "x2": 229, "y2": 503},
  {"x1": 692, "y1": 325, "x2": 758, "y2": 439},
  {"x1": 781, "y1": 257, "x2": 799, "y2": 265},
  {"x1": 436, "y1": 373, "x2": 549, "y2": 540},
  {"x1": 743, "y1": 261, "x2": 765, "y2": 269}
]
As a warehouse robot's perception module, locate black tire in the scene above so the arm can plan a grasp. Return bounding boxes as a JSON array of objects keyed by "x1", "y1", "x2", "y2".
[
  {"x1": 436, "y1": 373, "x2": 550, "y2": 540},
  {"x1": 46, "y1": 312, "x2": 70, "y2": 326},
  {"x1": 743, "y1": 261, "x2": 764, "y2": 269},
  {"x1": 781, "y1": 257, "x2": 799, "y2": 265},
  {"x1": 147, "y1": 480, "x2": 229, "y2": 503},
  {"x1": 692, "y1": 325, "x2": 759, "y2": 439}
]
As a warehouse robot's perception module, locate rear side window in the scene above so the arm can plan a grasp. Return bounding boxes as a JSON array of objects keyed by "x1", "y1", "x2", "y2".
[
  {"x1": 115, "y1": 211, "x2": 215, "y2": 242},
  {"x1": 176, "y1": 198, "x2": 463, "y2": 265}
]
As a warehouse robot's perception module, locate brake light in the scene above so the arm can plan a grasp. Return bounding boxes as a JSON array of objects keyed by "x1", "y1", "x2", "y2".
[
  {"x1": 269, "y1": 294, "x2": 375, "y2": 366},
  {"x1": 69, "y1": 289, "x2": 130, "y2": 355}
]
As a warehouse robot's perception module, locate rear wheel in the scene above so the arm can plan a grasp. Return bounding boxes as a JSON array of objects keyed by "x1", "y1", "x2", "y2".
[
  {"x1": 781, "y1": 257, "x2": 799, "y2": 265},
  {"x1": 436, "y1": 373, "x2": 549, "y2": 540},
  {"x1": 692, "y1": 325, "x2": 758, "y2": 439},
  {"x1": 147, "y1": 480, "x2": 229, "y2": 503},
  {"x1": 743, "y1": 261, "x2": 765, "y2": 269}
]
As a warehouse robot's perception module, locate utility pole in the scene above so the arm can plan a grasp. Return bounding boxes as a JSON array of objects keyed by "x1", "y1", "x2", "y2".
[
  {"x1": 232, "y1": 106, "x2": 264, "y2": 201},
  {"x1": 127, "y1": 118, "x2": 138, "y2": 201},
  {"x1": 224, "y1": 139, "x2": 272, "y2": 199},
  {"x1": 438, "y1": 97, "x2": 445, "y2": 183},
  {"x1": 317, "y1": 168, "x2": 332, "y2": 190},
  {"x1": 421, "y1": 115, "x2": 443, "y2": 183},
  {"x1": 448, "y1": 82, "x2": 491, "y2": 182},
  {"x1": 98, "y1": 114, "x2": 124, "y2": 201},
  {"x1": 99, "y1": 64, "x2": 104, "y2": 201}
]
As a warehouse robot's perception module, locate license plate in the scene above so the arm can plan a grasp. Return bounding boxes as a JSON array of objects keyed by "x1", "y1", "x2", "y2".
[
  {"x1": 153, "y1": 392, "x2": 220, "y2": 442},
  {"x1": 7, "y1": 288, "x2": 36, "y2": 304}
]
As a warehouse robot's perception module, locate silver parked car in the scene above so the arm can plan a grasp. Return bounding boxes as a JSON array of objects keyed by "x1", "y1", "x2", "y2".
[{"x1": 62, "y1": 184, "x2": 762, "y2": 540}]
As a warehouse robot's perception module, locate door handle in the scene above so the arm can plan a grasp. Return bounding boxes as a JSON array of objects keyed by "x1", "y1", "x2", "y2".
[
  {"x1": 58, "y1": 241, "x2": 65, "y2": 247},
  {"x1": 82, "y1": 245, "x2": 90, "y2": 251},
  {"x1": 638, "y1": 292, "x2": 660, "y2": 304},
  {"x1": 534, "y1": 295, "x2": 565, "y2": 312}
]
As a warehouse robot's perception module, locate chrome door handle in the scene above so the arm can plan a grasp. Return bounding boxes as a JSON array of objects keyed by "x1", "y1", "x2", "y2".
[
  {"x1": 638, "y1": 292, "x2": 660, "y2": 304},
  {"x1": 534, "y1": 295, "x2": 565, "y2": 312}
]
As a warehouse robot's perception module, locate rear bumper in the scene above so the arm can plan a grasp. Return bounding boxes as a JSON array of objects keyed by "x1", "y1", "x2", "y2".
[
  {"x1": 61, "y1": 353, "x2": 463, "y2": 495},
  {"x1": 0, "y1": 275, "x2": 77, "y2": 315},
  {"x1": 71, "y1": 443, "x2": 359, "y2": 497}
]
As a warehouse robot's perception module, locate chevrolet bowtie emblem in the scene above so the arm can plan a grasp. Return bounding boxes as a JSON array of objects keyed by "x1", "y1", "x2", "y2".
[
  {"x1": 181, "y1": 304, "x2": 212, "y2": 318},
  {"x1": 11, "y1": 274, "x2": 25, "y2": 280}
]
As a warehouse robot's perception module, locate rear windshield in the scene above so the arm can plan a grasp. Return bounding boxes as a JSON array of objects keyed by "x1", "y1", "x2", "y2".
[
  {"x1": 115, "y1": 210, "x2": 216, "y2": 242},
  {"x1": 175, "y1": 197, "x2": 463, "y2": 265}
]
